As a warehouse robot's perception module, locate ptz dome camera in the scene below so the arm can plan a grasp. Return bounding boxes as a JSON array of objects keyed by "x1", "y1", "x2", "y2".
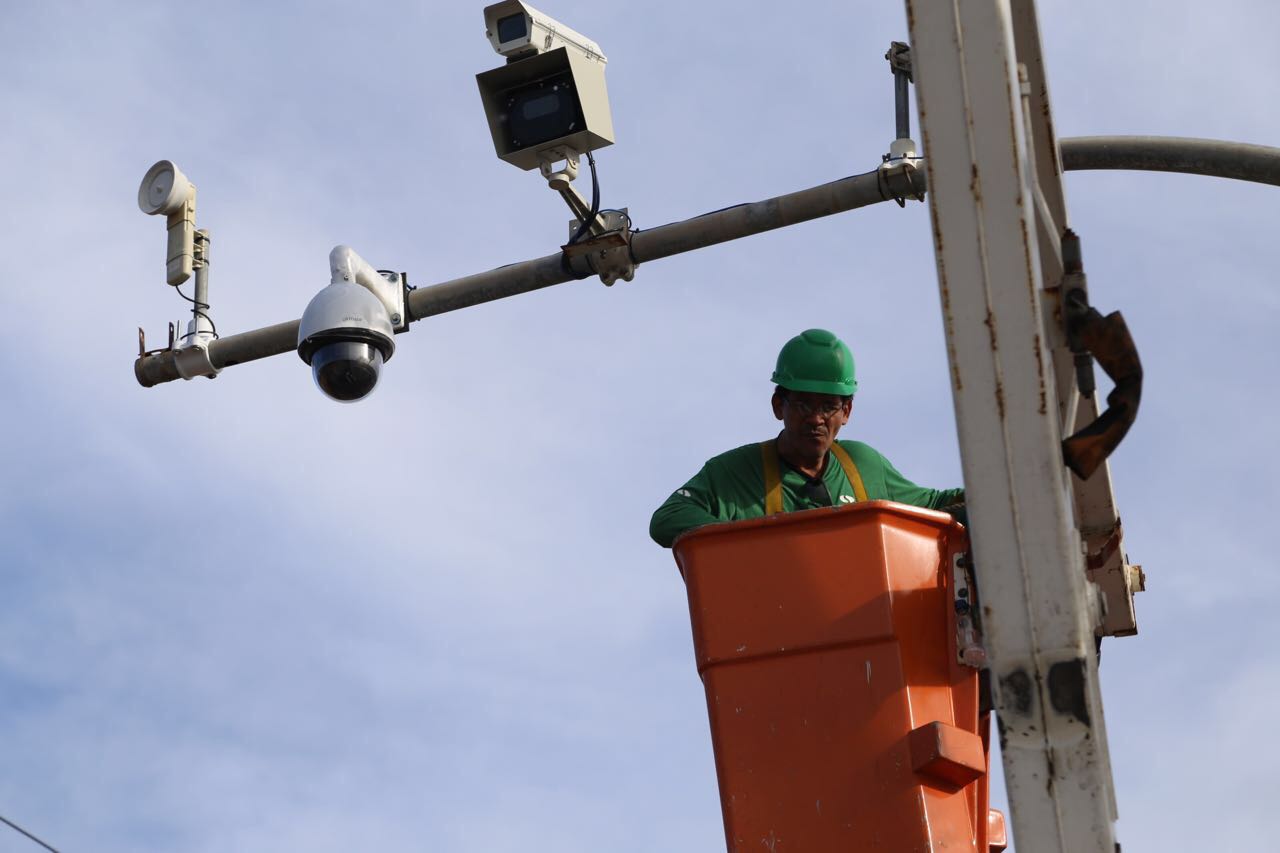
[{"x1": 297, "y1": 281, "x2": 396, "y2": 403}]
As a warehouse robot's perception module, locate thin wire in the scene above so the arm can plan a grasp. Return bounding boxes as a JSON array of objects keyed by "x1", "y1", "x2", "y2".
[
  {"x1": 567, "y1": 150, "x2": 600, "y2": 245},
  {"x1": 173, "y1": 282, "x2": 219, "y2": 340},
  {"x1": 0, "y1": 812, "x2": 60, "y2": 853},
  {"x1": 597, "y1": 208, "x2": 631, "y2": 229}
]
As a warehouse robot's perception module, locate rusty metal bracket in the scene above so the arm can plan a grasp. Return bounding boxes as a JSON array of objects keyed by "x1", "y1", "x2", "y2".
[
  {"x1": 136, "y1": 326, "x2": 174, "y2": 359},
  {"x1": 562, "y1": 208, "x2": 636, "y2": 286},
  {"x1": 1082, "y1": 515, "x2": 1146, "y2": 637}
]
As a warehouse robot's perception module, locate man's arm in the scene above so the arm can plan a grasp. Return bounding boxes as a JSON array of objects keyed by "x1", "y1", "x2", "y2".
[
  {"x1": 649, "y1": 466, "x2": 722, "y2": 548},
  {"x1": 880, "y1": 453, "x2": 964, "y2": 510}
]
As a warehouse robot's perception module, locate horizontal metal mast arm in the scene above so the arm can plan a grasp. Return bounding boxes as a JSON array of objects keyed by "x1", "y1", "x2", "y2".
[
  {"x1": 135, "y1": 169, "x2": 911, "y2": 387},
  {"x1": 1061, "y1": 135, "x2": 1280, "y2": 186},
  {"x1": 628, "y1": 169, "x2": 893, "y2": 263},
  {"x1": 134, "y1": 135, "x2": 1279, "y2": 387}
]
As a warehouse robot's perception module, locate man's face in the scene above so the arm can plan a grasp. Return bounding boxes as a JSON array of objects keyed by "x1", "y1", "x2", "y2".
[{"x1": 772, "y1": 390, "x2": 853, "y2": 457}]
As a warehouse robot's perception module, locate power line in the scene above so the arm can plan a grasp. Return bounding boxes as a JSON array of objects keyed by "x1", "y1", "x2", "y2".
[{"x1": 0, "y1": 813, "x2": 60, "y2": 853}]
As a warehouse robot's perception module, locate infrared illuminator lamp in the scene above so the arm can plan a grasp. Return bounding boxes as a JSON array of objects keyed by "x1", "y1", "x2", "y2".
[{"x1": 137, "y1": 159, "x2": 197, "y2": 285}]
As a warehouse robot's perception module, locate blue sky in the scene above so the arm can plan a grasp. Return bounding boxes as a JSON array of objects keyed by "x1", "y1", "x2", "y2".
[{"x1": 2, "y1": 1, "x2": 1278, "y2": 851}]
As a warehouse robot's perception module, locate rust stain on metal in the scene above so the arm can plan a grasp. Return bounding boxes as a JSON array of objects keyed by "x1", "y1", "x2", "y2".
[
  {"x1": 932, "y1": 210, "x2": 964, "y2": 393},
  {"x1": 984, "y1": 307, "x2": 1002, "y2": 416},
  {"x1": 928, "y1": 159, "x2": 944, "y2": 257},
  {"x1": 1016, "y1": 217, "x2": 1049, "y2": 414},
  {"x1": 938, "y1": 271, "x2": 963, "y2": 393},
  {"x1": 1019, "y1": 218, "x2": 1036, "y2": 296},
  {"x1": 1006, "y1": 75, "x2": 1024, "y2": 199},
  {"x1": 904, "y1": 18, "x2": 966, "y2": 397},
  {"x1": 1085, "y1": 520, "x2": 1124, "y2": 571},
  {"x1": 1033, "y1": 334, "x2": 1048, "y2": 414},
  {"x1": 1040, "y1": 86, "x2": 1063, "y2": 177},
  {"x1": 969, "y1": 163, "x2": 982, "y2": 203},
  {"x1": 916, "y1": 102, "x2": 962, "y2": 395}
]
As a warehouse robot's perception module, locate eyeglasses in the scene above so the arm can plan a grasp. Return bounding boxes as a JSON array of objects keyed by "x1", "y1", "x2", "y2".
[{"x1": 785, "y1": 398, "x2": 845, "y2": 418}]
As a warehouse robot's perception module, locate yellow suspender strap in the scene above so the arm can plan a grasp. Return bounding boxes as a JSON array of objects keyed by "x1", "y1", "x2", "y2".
[
  {"x1": 760, "y1": 440, "x2": 784, "y2": 515},
  {"x1": 830, "y1": 443, "x2": 869, "y2": 503}
]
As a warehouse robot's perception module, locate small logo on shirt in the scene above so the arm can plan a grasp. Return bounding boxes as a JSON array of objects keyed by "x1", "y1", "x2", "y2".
[
  {"x1": 677, "y1": 489, "x2": 692, "y2": 498},
  {"x1": 839, "y1": 495, "x2": 856, "y2": 504}
]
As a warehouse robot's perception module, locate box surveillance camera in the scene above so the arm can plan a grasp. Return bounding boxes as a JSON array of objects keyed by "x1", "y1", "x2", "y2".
[
  {"x1": 483, "y1": 1, "x2": 605, "y2": 62},
  {"x1": 478, "y1": 1, "x2": 614, "y2": 171}
]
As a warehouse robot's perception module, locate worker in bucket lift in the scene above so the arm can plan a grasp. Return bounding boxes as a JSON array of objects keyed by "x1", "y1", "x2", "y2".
[{"x1": 649, "y1": 329, "x2": 964, "y2": 548}]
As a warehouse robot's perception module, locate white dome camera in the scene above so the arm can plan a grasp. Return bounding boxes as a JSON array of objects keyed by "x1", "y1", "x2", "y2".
[
  {"x1": 297, "y1": 282, "x2": 395, "y2": 403},
  {"x1": 297, "y1": 247, "x2": 406, "y2": 403}
]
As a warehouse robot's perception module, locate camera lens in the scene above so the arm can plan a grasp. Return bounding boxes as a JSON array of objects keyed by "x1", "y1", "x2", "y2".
[
  {"x1": 310, "y1": 341, "x2": 384, "y2": 403},
  {"x1": 496, "y1": 12, "x2": 527, "y2": 43}
]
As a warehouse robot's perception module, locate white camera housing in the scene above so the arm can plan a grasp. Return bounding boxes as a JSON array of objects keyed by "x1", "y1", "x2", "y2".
[
  {"x1": 297, "y1": 247, "x2": 405, "y2": 403},
  {"x1": 477, "y1": 2, "x2": 614, "y2": 171},
  {"x1": 483, "y1": 1, "x2": 605, "y2": 62},
  {"x1": 137, "y1": 159, "x2": 197, "y2": 285}
]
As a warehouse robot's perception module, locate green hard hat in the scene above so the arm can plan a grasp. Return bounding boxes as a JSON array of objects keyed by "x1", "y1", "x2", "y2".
[{"x1": 770, "y1": 329, "x2": 858, "y2": 396}]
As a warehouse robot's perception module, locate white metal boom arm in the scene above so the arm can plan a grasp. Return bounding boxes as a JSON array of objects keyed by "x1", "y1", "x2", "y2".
[{"x1": 906, "y1": 0, "x2": 1123, "y2": 849}]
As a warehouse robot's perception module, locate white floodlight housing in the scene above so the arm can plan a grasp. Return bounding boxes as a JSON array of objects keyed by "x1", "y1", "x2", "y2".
[
  {"x1": 297, "y1": 246, "x2": 406, "y2": 404},
  {"x1": 478, "y1": 2, "x2": 614, "y2": 171},
  {"x1": 137, "y1": 159, "x2": 197, "y2": 285}
]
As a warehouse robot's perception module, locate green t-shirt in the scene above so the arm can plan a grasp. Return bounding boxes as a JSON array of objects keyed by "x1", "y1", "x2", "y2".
[{"x1": 649, "y1": 439, "x2": 963, "y2": 548}]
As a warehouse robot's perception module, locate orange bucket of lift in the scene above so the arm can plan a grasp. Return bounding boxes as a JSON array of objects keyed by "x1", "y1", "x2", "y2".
[{"x1": 674, "y1": 501, "x2": 1000, "y2": 852}]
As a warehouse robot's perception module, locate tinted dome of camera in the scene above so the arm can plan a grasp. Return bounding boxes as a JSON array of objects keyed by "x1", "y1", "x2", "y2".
[{"x1": 310, "y1": 341, "x2": 384, "y2": 403}]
